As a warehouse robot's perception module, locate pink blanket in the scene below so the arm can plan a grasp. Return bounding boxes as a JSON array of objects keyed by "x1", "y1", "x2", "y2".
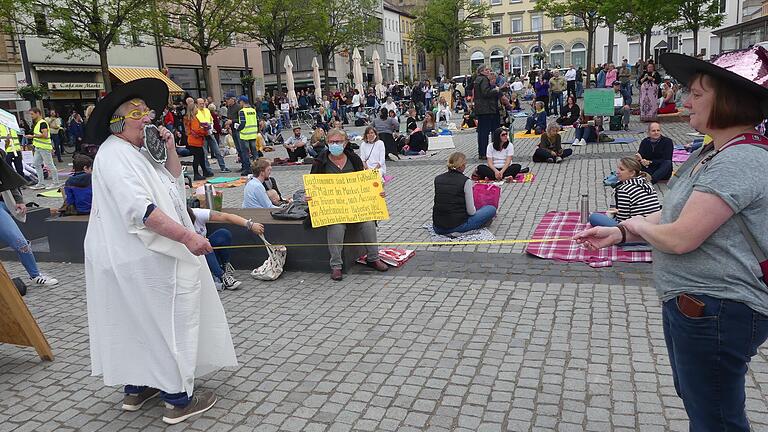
[{"x1": 673, "y1": 149, "x2": 690, "y2": 163}]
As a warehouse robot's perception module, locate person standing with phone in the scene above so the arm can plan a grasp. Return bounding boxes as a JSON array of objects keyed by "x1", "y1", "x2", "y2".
[{"x1": 574, "y1": 46, "x2": 768, "y2": 431}]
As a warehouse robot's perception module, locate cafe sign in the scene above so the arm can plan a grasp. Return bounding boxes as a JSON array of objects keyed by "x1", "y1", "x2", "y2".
[{"x1": 47, "y1": 82, "x2": 104, "y2": 91}]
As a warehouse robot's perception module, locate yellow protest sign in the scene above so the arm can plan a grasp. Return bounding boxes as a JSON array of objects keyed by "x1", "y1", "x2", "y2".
[{"x1": 303, "y1": 170, "x2": 389, "y2": 228}]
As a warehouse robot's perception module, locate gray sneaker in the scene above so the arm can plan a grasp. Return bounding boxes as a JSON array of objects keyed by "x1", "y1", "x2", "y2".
[
  {"x1": 224, "y1": 262, "x2": 235, "y2": 275},
  {"x1": 122, "y1": 387, "x2": 160, "y2": 411},
  {"x1": 162, "y1": 390, "x2": 217, "y2": 425}
]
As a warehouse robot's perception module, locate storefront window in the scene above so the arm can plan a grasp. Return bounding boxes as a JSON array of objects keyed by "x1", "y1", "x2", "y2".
[
  {"x1": 550, "y1": 44, "x2": 564, "y2": 68},
  {"x1": 571, "y1": 43, "x2": 586, "y2": 68},
  {"x1": 220, "y1": 69, "x2": 249, "y2": 98},
  {"x1": 490, "y1": 50, "x2": 504, "y2": 74},
  {"x1": 168, "y1": 67, "x2": 207, "y2": 98}
]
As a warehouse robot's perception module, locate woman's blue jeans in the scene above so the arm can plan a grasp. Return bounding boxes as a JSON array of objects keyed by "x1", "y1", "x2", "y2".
[
  {"x1": 574, "y1": 126, "x2": 595, "y2": 143},
  {"x1": 0, "y1": 202, "x2": 39, "y2": 278},
  {"x1": 205, "y1": 228, "x2": 232, "y2": 280},
  {"x1": 663, "y1": 295, "x2": 768, "y2": 431},
  {"x1": 588, "y1": 212, "x2": 618, "y2": 227},
  {"x1": 433, "y1": 205, "x2": 497, "y2": 235}
]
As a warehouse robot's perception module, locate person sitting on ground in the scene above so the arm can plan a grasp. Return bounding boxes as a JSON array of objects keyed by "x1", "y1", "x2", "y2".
[
  {"x1": 436, "y1": 97, "x2": 451, "y2": 122},
  {"x1": 657, "y1": 77, "x2": 678, "y2": 114},
  {"x1": 188, "y1": 207, "x2": 264, "y2": 291},
  {"x1": 243, "y1": 159, "x2": 279, "y2": 208},
  {"x1": 636, "y1": 122, "x2": 673, "y2": 183},
  {"x1": 524, "y1": 101, "x2": 547, "y2": 135},
  {"x1": 382, "y1": 97, "x2": 398, "y2": 115},
  {"x1": 422, "y1": 111, "x2": 437, "y2": 135},
  {"x1": 285, "y1": 126, "x2": 310, "y2": 160},
  {"x1": 461, "y1": 112, "x2": 477, "y2": 129},
  {"x1": 507, "y1": 92, "x2": 521, "y2": 111},
  {"x1": 360, "y1": 126, "x2": 387, "y2": 176},
  {"x1": 588, "y1": 157, "x2": 661, "y2": 227},
  {"x1": 611, "y1": 80, "x2": 631, "y2": 130},
  {"x1": 533, "y1": 123, "x2": 573, "y2": 163},
  {"x1": 61, "y1": 154, "x2": 93, "y2": 215},
  {"x1": 309, "y1": 128, "x2": 327, "y2": 157},
  {"x1": 315, "y1": 107, "x2": 330, "y2": 131},
  {"x1": 432, "y1": 152, "x2": 497, "y2": 235},
  {"x1": 401, "y1": 122, "x2": 428, "y2": 156},
  {"x1": 572, "y1": 111, "x2": 601, "y2": 146},
  {"x1": 477, "y1": 127, "x2": 526, "y2": 180},
  {"x1": 354, "y1": 106, "x2": 369, "y2": 127},
  {"x1": 556, "y1": 95, "x2": 580, "y2": 128},
  {"x1": 388, "y1": 110, "x2": 398, "y2": 121},
  {"x1": 406, "y1": 108, "x2": 418, "y2": 131},
  {"x1": 307, "y1": 128, "x2": 389, "y2": 281}
]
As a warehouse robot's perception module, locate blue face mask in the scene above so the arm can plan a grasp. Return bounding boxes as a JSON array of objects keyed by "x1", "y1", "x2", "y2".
[{"x1": 329, "y1": 143, "x2": 344, "y2": 156}]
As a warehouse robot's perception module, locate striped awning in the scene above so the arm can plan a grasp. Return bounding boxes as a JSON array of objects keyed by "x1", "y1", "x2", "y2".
[
  {"x1": 36, "y1": 65, "x2": 101, "y2": 72},
  {"x1": 109, "y1": 67, "x2": 184, "y2": 96}
]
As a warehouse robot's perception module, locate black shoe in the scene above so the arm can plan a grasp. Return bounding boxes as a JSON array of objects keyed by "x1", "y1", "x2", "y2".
[
  {"x1": 193, "y1": 175, "x2": 205, "y2": 181},
  {"x1": 204, "y1": 171, "x2": 214, "y2": 178},
  {"x1": 519, "y1": 167, "x2": 530, "y2": 174},
  {"x1": 240, "y1": 171, "x2": 250, "y2": 177}
]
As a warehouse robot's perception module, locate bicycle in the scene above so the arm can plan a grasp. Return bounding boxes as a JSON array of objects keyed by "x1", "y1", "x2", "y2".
[{"x1": 294, "y1": 109, "x2": 317, "y2": 130}]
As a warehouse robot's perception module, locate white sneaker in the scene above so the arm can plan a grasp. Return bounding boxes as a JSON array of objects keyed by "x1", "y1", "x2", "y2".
[
  {"x1": 555, "y1": 157, "x2": 563, "y2": 163},
  {"x1": 31, "y1": 274, "x2": 58, "y2": 285},
  {"x1": 30, "y1": 184, "x2": 46, "y2": 190},
  {"x1": 581, "y1": 138, "x2": 588, "y2": 146},
  {"x1": 222, "y1": 274, "x2": 242, "y2": 290}
]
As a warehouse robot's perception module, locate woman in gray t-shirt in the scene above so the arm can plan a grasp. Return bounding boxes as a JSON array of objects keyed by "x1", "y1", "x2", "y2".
[{"x1": 575, "y1": 47, "x2": 768, "y2": 431}]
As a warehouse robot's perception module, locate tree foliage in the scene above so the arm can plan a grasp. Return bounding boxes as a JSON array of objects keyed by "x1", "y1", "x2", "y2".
[
  {"x1": 243, "y1": 0, "x2": 307, "y2": 97},
  {"x1": 414, "y1": 0, "x2": 488, "y2": 76},
  {"x1": 535, "y1": 0, "x2": 603, "y2": 76},
  {"x1": 153, "y1": 0, "x2": 243, "y2": 95},
  {"x1": 301, "y1": 0, "x2": 380, "y2": 92},
  {"x1": 668, "y1": 0, "x2": 724, "y2": 55},
  {"x1": 0, "y1": 0, "x2": 149, "y2": 92},
  {"x1": 604, "y1": 0, "x2": 677, "y2": 60}
]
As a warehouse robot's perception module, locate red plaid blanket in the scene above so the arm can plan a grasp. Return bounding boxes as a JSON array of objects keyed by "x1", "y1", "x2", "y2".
[{"x1": 525, "y1": 211, "x2": 653, "y2": 268}]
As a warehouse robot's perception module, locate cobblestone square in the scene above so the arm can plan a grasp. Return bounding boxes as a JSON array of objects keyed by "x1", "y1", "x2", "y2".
[{"x1": 2, "y1": 115, "x2": 768, "y2": 431}]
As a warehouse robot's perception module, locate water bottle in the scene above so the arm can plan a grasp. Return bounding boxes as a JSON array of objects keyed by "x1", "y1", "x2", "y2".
[
  {"x1": 579, "y1": 194, "x2": 589, "y2": 223},
  {"x1": 204, "y1": 183, "x2": 215, "y2": 210}
]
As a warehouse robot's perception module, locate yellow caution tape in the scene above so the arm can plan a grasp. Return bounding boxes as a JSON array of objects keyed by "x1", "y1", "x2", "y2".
[{"x1": 213, "y1": 237, "x2": 571, "y2": 250}]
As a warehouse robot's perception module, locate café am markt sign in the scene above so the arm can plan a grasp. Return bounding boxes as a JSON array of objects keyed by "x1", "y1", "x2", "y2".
[{"x1": 47, "y1": 82, "x2": 104, "y2": 91}]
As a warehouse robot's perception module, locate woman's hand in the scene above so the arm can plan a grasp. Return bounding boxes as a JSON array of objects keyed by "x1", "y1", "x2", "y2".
[
  {"x1": 183, "y1": 232, "x2": 213, "y2": 256},
  {"x1": 158, "y1": 126, "x2": 175, "y2": 150},
  {"x1": 304, "y1": 195, "x2": 312, "y2": 202},
  {"x1": 15, "y1": 204, "x2": 27, "y2": 216},
  {"x1": 573, "y1": 226, "x2": 622, "y2": 250},
  {"x1": 380, "y1": 191, "x2": 386, "y2": 198},
  {"x1": 494, "y1": 170, "x2": 503, "y2": 180},
  {"x1": 620, "y1": 216, "x2": 648, "y2": 235}
]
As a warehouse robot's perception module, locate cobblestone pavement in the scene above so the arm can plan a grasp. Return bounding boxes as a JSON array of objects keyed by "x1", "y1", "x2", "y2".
[{"x1": 5, "y1": 111, "x2": 768, "y2": 431}]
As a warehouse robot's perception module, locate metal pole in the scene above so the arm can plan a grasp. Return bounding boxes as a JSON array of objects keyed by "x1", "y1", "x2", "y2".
[
  {"x1": 537, "y1": 31, "x2": 542, "y2": 68},
  {"x1": 242, "y1": 48, "x2": 253, "y2": 101}
]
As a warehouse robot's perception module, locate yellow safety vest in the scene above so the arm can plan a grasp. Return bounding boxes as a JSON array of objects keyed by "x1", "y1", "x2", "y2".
[
  {"x1": 196, "y1": 107, "x2": 213, "y2": 125},
  {"x1": 33, "y1": 119, "x2": 53, "y2": 150},
  {"x1": 1, "y1": 124, "x2": 21, "y2": 154},
  {"x1": 239, "y1": 107, "x2": 258, "y2": 141}
]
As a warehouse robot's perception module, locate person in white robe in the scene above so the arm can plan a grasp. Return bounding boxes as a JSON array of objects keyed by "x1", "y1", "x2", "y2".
[{"x1": 83, "y1": 78, "x2": 237, "y2": 426}]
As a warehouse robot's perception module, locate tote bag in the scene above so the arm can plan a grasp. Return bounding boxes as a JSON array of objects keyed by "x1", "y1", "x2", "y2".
[
  {"x1": 251, "y1": 234, "x2": 287, "y2": 281},
  {"x1": 472, "y1": 183, "x2": 501, "y2": 209}
]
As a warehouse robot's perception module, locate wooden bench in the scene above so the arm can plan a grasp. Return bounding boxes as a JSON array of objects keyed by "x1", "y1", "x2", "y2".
[
  {"x1": 656, "y1": 112, "x2": 690, "y2": 123},
  {"x1": 24, "y1": 208, "x2": 365, "y2": 273},
  {"x1": 0, "y1": 207, "x2": 51, "y2": 245}
]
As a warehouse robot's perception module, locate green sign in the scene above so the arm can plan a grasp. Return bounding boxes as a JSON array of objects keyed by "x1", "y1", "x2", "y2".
[{"x1": 583, "y1": 89, "x2": 615, "y2": 116}]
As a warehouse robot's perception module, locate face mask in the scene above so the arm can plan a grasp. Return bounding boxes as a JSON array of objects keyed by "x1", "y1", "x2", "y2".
[{"x1": 329, "y1": 143, "x2": 344, "y2": 156}]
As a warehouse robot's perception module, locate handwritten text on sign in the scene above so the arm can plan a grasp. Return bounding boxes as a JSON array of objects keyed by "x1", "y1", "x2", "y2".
[{"x1": 303, "y1": 170, "x2": 389, "y2": 228}]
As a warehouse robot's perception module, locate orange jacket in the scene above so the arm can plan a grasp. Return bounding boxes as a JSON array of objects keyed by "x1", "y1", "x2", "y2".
[{"x1": 184, "y1": 116, "x2": 206, "y2": 147}]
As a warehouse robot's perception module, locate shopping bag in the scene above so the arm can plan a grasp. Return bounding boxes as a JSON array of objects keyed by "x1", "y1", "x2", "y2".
[
  {"x1": 250, "y1": 234, "x2": 287, "y2": 281},
  {"x1": 472, "y1": 183, "x2": 501, "y2": 208}
]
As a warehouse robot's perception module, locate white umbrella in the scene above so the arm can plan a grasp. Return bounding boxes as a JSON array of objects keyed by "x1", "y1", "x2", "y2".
[
  {"x1": 352, "y1": 48, "x2": 364, "y2": 94},
  {"x1": 372, "y1": 50, "x2": 386, "y2": 100},
  {"x1": 311, "y1": 57, "x2": 322, "y2": 103},
  {"x1": 284, "y1": 55, "x2": 298, "y2": 108}
]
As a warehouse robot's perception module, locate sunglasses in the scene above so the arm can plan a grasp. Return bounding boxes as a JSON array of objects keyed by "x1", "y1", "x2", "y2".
[{"x1": 110, "y1": 109, "x2": 155, "y2": 124}]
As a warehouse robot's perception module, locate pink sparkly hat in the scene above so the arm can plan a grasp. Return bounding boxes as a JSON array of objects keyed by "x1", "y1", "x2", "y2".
[{"x1": 659, "y1": 45, "x2": 768, "y2": 116}]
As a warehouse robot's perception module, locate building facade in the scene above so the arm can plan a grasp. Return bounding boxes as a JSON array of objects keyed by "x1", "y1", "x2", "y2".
[
  {"x1": 163, "y1": 43, "x2": 265, "y2": 103},
  {"x1": 461, "y1": 2, "x2": 589, "y2": 78},
  {"x1": 0, "y1": 32, "x2": 23, "y2": 114},
  {"x1": 712, "y1": 0, "x2": 767, "y2": 52},
  {"x1": 383, "y1": 3, "x2": 404, "y2": 82}
]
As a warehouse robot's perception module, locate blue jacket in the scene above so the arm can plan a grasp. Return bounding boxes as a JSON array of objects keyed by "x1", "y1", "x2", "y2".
[
  {"x1": 64, "y1": 171, "x2": 92, "y2": 214},
  {"x1": 530, "y1": 111, "x2": 547, "y2": 131}
]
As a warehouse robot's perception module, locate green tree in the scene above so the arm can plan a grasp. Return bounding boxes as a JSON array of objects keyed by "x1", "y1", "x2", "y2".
[
  {"x1": 535, "y1": 0, "x2": 603, "y2": 78},
  {"x1": 668, "y1": 0, "x2": 724, "y2": 55},
  {"x1": 606, "y1": 0, "x2": 677, "y2": 60},
  {"x1": 153, "y1": 0, "x2": 243, "y2": 96},
  {"x1": 0, "y1": 0, "x2": 149, "y2": 92},
  {"x1": 415, "y1": 0, "x2": 488, "y2": 76},
  {"x1": 301, "y1": 0, "x2": 380, "y2": 92},
  {"x1": 243, "y1": 0, "x2": 307, "y2": 97}
]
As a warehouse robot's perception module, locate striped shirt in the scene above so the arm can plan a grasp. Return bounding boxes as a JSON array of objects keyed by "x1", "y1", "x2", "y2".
[{"x1": 613, "y1": 177, "x2": 661, "y2": 221}]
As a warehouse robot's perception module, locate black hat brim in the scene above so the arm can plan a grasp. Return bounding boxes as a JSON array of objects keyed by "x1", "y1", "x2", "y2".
[
  {"x1": 659, "y1": 52, "x2": 768, "y2": 116},
  {"x1": 84, "y1": 78, "x2": 169, "y2": 144}
]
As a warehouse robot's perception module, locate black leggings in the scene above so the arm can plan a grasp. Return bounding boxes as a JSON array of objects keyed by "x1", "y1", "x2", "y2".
[
  {"x1": 190, "y1": 146, "x2": 205, "y2": 177},
  {"x1": 477, "y1": 164, "x2": 521, "y2": 180},
  {"x1": 5, "y1": 152, "x2": 24, "y2": 177}
]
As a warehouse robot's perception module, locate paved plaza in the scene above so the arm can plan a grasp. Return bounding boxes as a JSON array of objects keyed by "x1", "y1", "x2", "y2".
[{"x1": 2, "y1": 115, "x2": 768, "y2": 431}]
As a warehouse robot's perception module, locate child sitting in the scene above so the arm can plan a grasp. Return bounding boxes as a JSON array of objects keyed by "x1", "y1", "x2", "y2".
[
  {"x1": 461, "y1": 113, "x2": 477, "y2": 129},
  {"x1": 61, "y1": 154, "x2": 93, "y2": 215},
  {"x1": 524, "y1": 101, "x2": 547, "y2": 135}
]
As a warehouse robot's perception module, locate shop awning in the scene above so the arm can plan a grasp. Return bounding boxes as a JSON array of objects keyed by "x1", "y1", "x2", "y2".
[
  {"x1": 109, "y1": 67, "x2": 184, "y2": 96},
  {"x1": 36, "y1": 65, "x2": 102, "y2": 73}
]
